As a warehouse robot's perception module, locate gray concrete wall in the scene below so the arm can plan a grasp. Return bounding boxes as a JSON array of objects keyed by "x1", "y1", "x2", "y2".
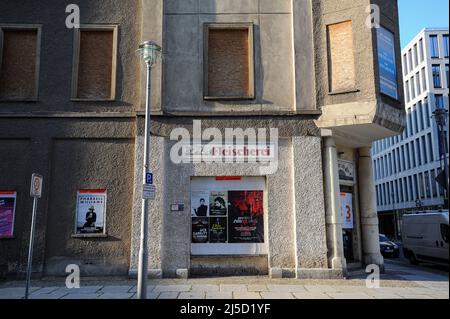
[
  {"x1": 0, "y1": 0, "x2": 140, "y2": 277},
  {"x1": 0, "y1": 0, "x2": 141, "y2": 113},
  {"x1": 0, "y1": 118, "x2": 136, "y2": 277},
  {"x1": 160, "y1": 0, "x2": 317, "y2": 113},
  {"x1": 129, "y1": 117, "x2": 325, "y2": 277},
  {"x1": 313, "y1": 0, "x2": 378, "y2": 107}
]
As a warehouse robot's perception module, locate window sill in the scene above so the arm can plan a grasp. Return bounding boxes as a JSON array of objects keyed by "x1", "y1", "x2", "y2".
[
  {"x1": 71, "y1": 98, "x2": 115, "y2": 102},
  {"x1": 328, "y1": 88, "x2": 359, "y2": 95},
  {"x1": 0, "y1": 98, "x2": 38, "y2": 102},
  {"x1": 203, "y1": 96, "x2": 255, "y2": 101},
  {"x1": 0, "y1": 236, "x2": 15, "y2": 240},
  {"x1": 191, "y1": 254, "x2": 268, "y2": 258},
  {"x1": 72, "y1": 233, "x2": 108, "y2": 238}
]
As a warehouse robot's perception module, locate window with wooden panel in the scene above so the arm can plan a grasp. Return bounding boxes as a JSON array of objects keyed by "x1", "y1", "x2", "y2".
[
  {"x1": 326, "y1": 21, "x2": 356, "y2": 93},
  {"x1": 204, "y1": 23, "x2": 254, "y2": 100},
  {"x1": 72, "y1": 26, "x2": 118, "y2": 100},
  {"x1": 0, "y1": 26, "x2": 40, "y2": 100}
]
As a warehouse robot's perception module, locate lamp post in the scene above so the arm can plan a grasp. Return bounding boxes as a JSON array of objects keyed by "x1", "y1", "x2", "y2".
[
  {"x1": 433, "y1": 107, "x2": 449, "y2": 208},
  {"x1": 136, "y1": 41, "x2": 161, "y2": 299}
]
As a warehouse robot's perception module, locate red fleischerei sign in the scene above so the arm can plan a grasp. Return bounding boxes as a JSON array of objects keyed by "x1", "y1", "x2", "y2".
[{"x1": 215, "y1": 176, "x2": 241, "y2": 181}]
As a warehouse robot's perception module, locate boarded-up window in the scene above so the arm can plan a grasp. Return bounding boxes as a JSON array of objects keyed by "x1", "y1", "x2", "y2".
[
  {"x1": 73, "y1": 28, "x2": 117, "y2": 100},
  {"x1": 327, "y1": 21, "x2": 356, "y2": 92},
  {"x1": 204, "y1": 24, "x2": 254, "y2": 99},
  {"x1": 0, "y1": 29, "x2": 38, "y2": 100}
]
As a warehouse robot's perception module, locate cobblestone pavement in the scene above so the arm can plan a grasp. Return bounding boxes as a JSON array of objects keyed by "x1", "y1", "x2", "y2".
[{"x1": 0, "y1": 261, "x2": 447, "y2": 299}]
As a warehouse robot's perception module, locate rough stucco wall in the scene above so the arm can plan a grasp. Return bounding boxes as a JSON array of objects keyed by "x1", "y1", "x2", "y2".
[
  {"x1": 313, "y1": 0, "x2": 377, "y2": 107},
  {"x1": 44, "y1": 138, "x2": 134, "y2": 276},
  {"x1": 0, "y1": 0, "x2": 141, "y2": 112},
  {"x1": 293, "y1": 136, "x2": 328, "y2": 268},
  {"x1": 0, "y1": 117, "x2": 135, "y2": 277},
  {"x1": 129, "y1": 117, "x2": 304, "y2": 277},
  {"x1": 0, "y1": 139, "x2": 31, "y2": 276},
  {"x1": 129, "y1": 129, "x2": 165, "y2": 277},
  {"x1": 162, "y1": 0, "x2": 296, "y2": 113}
]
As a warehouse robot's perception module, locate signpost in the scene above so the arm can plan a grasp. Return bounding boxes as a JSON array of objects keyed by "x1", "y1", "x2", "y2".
[{"x1": 25, "y1": 173, "x2": 43, "y2": 299}]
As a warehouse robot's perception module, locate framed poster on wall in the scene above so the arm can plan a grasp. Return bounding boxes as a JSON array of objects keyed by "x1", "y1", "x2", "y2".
[
  {"x1": 75, "y1": 189, "x2": 107, "y2": 234},
  {"x1": 191, "y1": 191, "x2": 209, "y2": 217},
  {"x1": 228, "y1": 190, "x2": 264, "y2": 243},
  {"x1": 192, "y1": 217, "x2": 209, "y2": 243},
  {"x1": 0, "y1": 191, "x2": 17, "y2": 238},
  {"x1": 340, "y1": 192, "x2": 354, "y2": 229},
  {"x1": 377, "y1": 26, "x2": 398, "y2": 100}
]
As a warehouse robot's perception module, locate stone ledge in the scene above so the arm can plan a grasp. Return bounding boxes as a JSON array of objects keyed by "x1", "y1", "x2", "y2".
[
  {"x1": 128, "y1": 268, "x2": 163, "y2": 279},
  {"x1": 296, "y1": 268, "x2": 344, "y2": 279}
]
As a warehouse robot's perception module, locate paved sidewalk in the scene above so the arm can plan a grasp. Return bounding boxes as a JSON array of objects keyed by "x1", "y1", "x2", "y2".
[{"x1": 0, "y1": 261, "x2": 448, "y2": 299}]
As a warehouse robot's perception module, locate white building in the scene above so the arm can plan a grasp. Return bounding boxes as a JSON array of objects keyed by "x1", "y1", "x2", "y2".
[{"x1": 372, "y1": 28, "x2": 449, "y2": 237}]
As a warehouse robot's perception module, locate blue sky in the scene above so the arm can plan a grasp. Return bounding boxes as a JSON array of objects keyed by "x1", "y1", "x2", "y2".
[{"x1": 398, "y1": 0, "x2": 449, "y2": 49}]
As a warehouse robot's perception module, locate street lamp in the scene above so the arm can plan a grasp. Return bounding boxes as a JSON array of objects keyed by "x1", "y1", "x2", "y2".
[
  {"x1": 136, "y1": 40, "x2": 161, "y2": 299},
  {"x1": 433, "y1": 107, "x2": 449, "y2": 208}
]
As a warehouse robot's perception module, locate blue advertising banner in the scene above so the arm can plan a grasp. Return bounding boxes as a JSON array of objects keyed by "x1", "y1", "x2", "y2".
[{"x1": 377, "y1": 27, "x2": 398, "y2": 100}]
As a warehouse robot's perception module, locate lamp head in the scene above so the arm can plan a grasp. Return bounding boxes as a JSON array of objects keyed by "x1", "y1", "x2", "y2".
[{"x1": 137, "y1": 41, "x2": 162, "y2": 66}]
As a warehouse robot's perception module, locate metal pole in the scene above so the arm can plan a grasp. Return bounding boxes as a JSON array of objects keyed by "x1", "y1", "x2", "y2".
[
  {"x1": 25, "y1": 196, "x2": 38, "y2": 299},
  {"x1": 137, "y1": 63, "x2": 152, "y2": 299}
]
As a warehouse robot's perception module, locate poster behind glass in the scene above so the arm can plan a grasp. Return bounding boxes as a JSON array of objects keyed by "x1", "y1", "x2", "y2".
[
  {"x1": 76, "y1": 190, "x2": 106, "y2": 234},
  {"x1": 228, "y1": 190, "x2": 264, "y2": 243},
  {"x1": 0, "y1": 191, "x2": 17, "y2": 238},
  {"x1": 377, "y1": 26, "x2": 398, "y2": 100}
]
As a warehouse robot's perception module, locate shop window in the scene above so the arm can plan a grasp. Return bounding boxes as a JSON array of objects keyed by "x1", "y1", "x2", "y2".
[
  {"x1": 0, "y1": 26, "x2": 40, "y2": 100},
  {"x1": 190, "y1": 177, "x2": 266, "y2": 255},
  {"x1": 72, "y1": 26, "x2": 117, "y2": 100},
  {"x1": 203, "y1": 23, "x2": 254, "y2": 100},
  {"x1": 327, "y1": 21, "x2": 356, "y2": 93}
]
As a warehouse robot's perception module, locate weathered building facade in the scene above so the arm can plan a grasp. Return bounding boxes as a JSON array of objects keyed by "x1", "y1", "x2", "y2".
[{"x1": 0, "y1": 0, "x2": 404, "y2": 279}]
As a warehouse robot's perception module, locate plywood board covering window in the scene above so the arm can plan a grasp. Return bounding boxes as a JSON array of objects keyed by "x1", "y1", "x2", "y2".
[
  {"x1": 74, "y1": 28, "x2": 116, "y2": 100},
  {"x1": 205, "y1": 24, "x2": 254, "y2": 99},
  {"x1": 327, "y1": 21, "x2": 356, "y2": 93},
  {"x1": 0, "y1": 30, "x2": 38, "y2": 100}
]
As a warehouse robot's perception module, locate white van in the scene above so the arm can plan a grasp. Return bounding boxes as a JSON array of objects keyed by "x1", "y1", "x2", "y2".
[{"x1": 401, "y1": 210, "x2": 449, "y2": 266}]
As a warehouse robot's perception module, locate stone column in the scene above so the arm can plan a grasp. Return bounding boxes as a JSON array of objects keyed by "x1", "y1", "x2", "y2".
[
  {"x1": 322, "y1": 135, "x2": 347, "y2": 273},
  {"x1": 358, "y1": 147, "x2": 384, "y2": 270}
]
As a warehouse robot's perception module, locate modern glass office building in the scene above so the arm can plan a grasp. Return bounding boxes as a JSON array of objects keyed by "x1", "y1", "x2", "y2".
[{"x1": 372, "y1": 28, "x2": 449, "y2": 238}]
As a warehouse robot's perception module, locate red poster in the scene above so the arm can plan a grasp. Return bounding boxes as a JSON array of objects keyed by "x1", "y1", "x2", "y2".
[{"x1": 228, "y1": 190, "x2": 264, "y2": 243}]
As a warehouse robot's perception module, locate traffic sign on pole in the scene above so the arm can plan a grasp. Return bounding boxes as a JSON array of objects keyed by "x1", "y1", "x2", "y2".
[
  {"x1": 30, "y1": 173, "x2": 43, "y2": 198},
  {"x1": 25, "y1": 173, "x2": 43, "y2": 299},
  {"x1": 145, "y1": 172, "x2": 153, "y2": 185}
]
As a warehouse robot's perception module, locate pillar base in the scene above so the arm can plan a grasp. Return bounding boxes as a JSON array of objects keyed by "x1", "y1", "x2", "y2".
[
  {"x1": 330, "y1": 256, "x2": 347, "y2": 271},
  {"x1": 363, "y1": 253, "x2": 385, "y2": 272},
  {"x1": 296, "y1": 268, "x2": 344, "y2": 279}
]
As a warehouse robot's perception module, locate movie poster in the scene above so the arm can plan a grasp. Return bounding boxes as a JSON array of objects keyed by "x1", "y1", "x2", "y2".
[
  {"x1": 191, "y1": 191, "x2": 209, "y2": 217},
  {"x1": 192, "y1": 217, "x2": 209, "y2": 243},
  {"x1": 76, "y1": 190, "x2": 106, "y2": 234},
  {"x1": 209, "y1": 191, "x2": 227, "y2": 216},
  {"x1": 228, "y1": 190, "x2": 264, "y2": 243},
  {"x1": 209, "y1": 217, "x2": 227, "y2": 243},
  {"x1": 0, "y1": 191, "x2": 17, "y2": 238}
]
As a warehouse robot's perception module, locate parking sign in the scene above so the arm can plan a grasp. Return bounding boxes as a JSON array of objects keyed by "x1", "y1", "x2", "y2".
[{"x1": 30, "y1": 174, "x2": 43, "y2": 198}]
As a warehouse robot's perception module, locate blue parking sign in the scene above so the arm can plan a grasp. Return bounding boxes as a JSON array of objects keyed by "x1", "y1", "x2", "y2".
[{"x1": 146, "y1": 172, "x2": 153, "y2": 185}]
